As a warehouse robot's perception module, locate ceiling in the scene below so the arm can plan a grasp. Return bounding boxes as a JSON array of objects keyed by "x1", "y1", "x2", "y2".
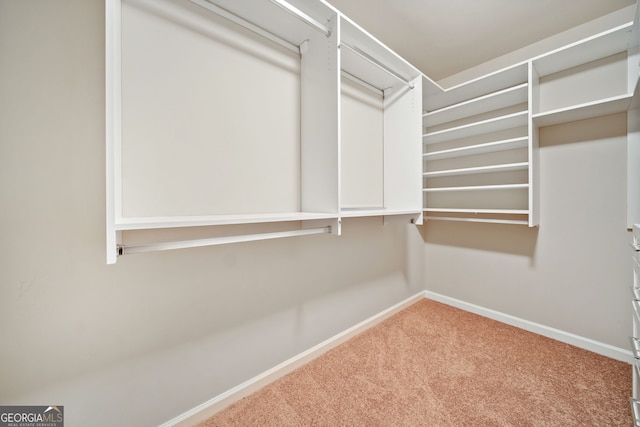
[{"x1": 326, "y1": 0, "x2": 635, "y2": 81}]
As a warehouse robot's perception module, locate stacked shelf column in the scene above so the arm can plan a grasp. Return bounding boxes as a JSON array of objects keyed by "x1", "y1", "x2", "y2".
[{"x1": 422, "y1": 63, "x2": 537, "y2": 226}]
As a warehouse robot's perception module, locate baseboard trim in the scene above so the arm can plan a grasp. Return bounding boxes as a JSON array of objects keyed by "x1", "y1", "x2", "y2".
[
  {"x1": 424, "y1": 290, "x2": 634, "y2": 364},
  {"x1": 160, "y1": 292, "x2": 426, "y2": 427},
  {"x1": 162, "y1": 290, "x2": 632, "y2": 426}
]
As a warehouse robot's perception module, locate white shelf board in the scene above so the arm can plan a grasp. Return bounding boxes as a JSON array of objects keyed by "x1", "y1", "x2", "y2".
[
  {"x1": 193, "y1": 0, "x2": 338, "y2": 46},
  {"x1": 339, "y1": 15, "x2": 420, "y2": 88},
  {"x1": 424, "y1": 216, "x2": 529, "y2": 225},
  {"x1": 424, "y1": 208, "x2": 530, "y2": 215},
  {"x1": 423, "y1": 183, "x2": 529, "y2": 192},
  {"x1": 423, "y1": 62, "x2": 528, "y2": 111},
  {"x1": 532, "y1": 93, "x2": 634, "y2": 127},
  {"x1": 423, "y1": 162, "x2": 529, "y2": 178},
  {"x1": 341, "y1": 45, "x2": 413, "y2": 91},
  {"x1": 423, "y1": 111, "x2": 528, "y2": 144},
  {"x1": 424, "y1": 83, "x2": 528, "y2": 126},
  {"x1": 115, "y1": 212, "x2": 339, "y2": 230},
  {"x1": 340, "y1": 208, "x2": 421, "y2": 218},
  {"x1": 423, "y1": 137, "x2": 529, "y2": 160},
  {"x1": 532, "y1": 22, "x2": 634, "y2": 77}
]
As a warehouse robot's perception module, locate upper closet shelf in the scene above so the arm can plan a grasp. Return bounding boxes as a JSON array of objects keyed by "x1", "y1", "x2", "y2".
[
  {"x1": 339, "y1": 15, "x2": 420, "y2": 90},
  {"x1": 190, "y1": 0, "x2": 338, "y2": 48},
  {"x1": 424, "y1": 83, "x2": 528, "y2": 127},
  {"x1": 423, "y1": 62, "x2": 528, "y2": 112},
  {"x1": 340, "y1": 208, "x2": 422, "y2": 218},
  {"x1": 532, "y1": 22, "x2": 634, "y2": 76},
  {"x1": 532, "y1": 93, "x2": 634, "y2": 127}
]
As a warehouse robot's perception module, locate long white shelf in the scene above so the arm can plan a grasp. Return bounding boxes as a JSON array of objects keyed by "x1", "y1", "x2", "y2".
[
  {"x1": 423, "y1": 83, "x2": 528, "y2": 126},
  {"x1": 423, "y1": 136, "x2": 529, "y2": 160},
  {"x1": 532, "y1": 22, "x2": 634, "y2": 77},
  {"x1": 114, "y1": 212, "x2": 340, "y2": 230},
  {"x1": 532, "y1": 93, "x2": 634, "y2": 127},
  {"x1": 191, "y1": 0, "x2": 338, "y2": 47},
  {"x1": 423, "y1": 63, "x2": 529, "y2": 112},
  {"x1": 424, "y1": 208, "x2": 530, "y2": 215},
  {"x1": 423, "y1": 162, "x2": 529, "y2": 178},
  {"x1": 339, "y1": 208, "x2": 421, "y2": 218},
  {"x1": 423, "y1": 183, "x2": 528, "y2": 192},
  {"x1": 424, "y1": 216, "x2": 529, "y2": 225},
  {"x1": 423, "y1": 111, "x2": 528, "y2": 144}
]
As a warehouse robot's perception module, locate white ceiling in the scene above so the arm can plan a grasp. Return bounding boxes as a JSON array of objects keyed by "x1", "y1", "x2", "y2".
[{"x1": 327, "y1": 0, "x2": 635, "y2": 81}]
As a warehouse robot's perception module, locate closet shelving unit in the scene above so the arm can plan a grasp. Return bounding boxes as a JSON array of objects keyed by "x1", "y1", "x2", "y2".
[
  {"x1": 339, "y1": 15, "x2": 423, "y2": 221},
  {"x1": 106, "y1": 0, "x2": 342, "y2": 264},
  {"x1": 530, "y1": 21, "x2": 636, "y2": 127},
  {"x1": 422, "y1": 4, "x2": 640, "y2": 228},
  {"x1": 422, "y1": 63, "x2": 536, "y2": 226},
  {"x1": 106, "y1": 0, "x2": 423, "y2": 263}
]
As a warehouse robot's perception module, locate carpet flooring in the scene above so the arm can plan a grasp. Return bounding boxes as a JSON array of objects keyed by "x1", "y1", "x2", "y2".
[{"x1": 198, "y1": 299, "x2": 632, "y2": 426}]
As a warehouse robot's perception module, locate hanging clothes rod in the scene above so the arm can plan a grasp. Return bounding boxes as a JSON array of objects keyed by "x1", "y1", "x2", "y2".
[
  {"x1": 118, "y1": 226, "x2": 332, "y2": 256},
  {"x1": 341, "y1": 70, "x2": 384, "y2": 95},
  {"x1": 191, "y1": 0, "x2": 299, "y2": 53},
  {"x1": 340, "y1": 42, "x2": 415, "y2": 90},
  {"x1": 269, "y1": 0, "x2": 332, "y2": 37}
]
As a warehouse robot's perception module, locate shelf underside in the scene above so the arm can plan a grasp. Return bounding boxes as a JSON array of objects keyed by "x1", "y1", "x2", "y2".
[
  {"x1": 424, "y1": 111, "x2": 528, "y2": 144},
  {"x1": 424, "y1": 137, "x2": 529, "y2": 160},
  {"x1": 424, "y1": 83, "x2": 528, "y2": 126},
  {"x1": 423, "y1": 209, "x2": 530, "y2": 225},
  {"x1": 532, "y1": 22, "x2": 634, "y2": 77},
  {"x1": 532, "y1": 93, "x2": 634, "y2": 127},
  {"x1": 114, "y1": 212, "x2": 339, "y2": 230},
  {"x1": 423, "y1": 162, "x2": 529, "y2": 178},
  {"x1": 423, "y1": 62, "x2": 528, "y2": 111},
  {"x1": 115, "y1": 209, "x2": 422, "y2": 230},
  {"x1": 424, "y1": 183, "x2": 528, "y2": 192}
]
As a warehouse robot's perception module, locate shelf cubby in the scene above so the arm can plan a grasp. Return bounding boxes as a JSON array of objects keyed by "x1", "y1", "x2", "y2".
[
  {"x1": 531, "y1": 21, "x2": 635, "y2": 126},
  {"x1": 532, "y1": 93, "x2": 634, "y2": 127},
  {"x1": 339, "y1": 14, "x2": 423, "y2": 222}
]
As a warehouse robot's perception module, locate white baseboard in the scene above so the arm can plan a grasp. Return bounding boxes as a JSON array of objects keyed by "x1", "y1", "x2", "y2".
[
  {"x1": 424, "y1": 290, "x2": 634, "y2": 364},
  {"x1": 162, "y1": 290, "x2": 632, "y2": 426},
  {"x1": 160, "y1": 292, "x2": 426, "y2": 427}
]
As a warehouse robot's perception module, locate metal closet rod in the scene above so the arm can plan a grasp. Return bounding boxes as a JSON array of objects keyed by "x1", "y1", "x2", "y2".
[
  {"x1": 192, "y1": 0, "x2": 298, "y2": 53},
  {"x1": 340, "y1": 42, "x2": 415, "y2": 90},
  {"x1": 341, "y1": 70, "x2": 384, "y2": 95},
  {"x1": 193, "y1": 0, "x2": 331, "y2": 53},
  {"x1": 118, "y1": 226, "x2": 332, "y2": 256}
]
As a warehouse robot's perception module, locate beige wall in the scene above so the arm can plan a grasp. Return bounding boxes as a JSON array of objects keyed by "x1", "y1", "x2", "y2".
[
  {"x1": 424, "y1": 112, "x2": 632, "y2": 348},
  {"x1": 0, "y1": 1, "x2": 423, "y2": 425},
  {"x1": 0, "y1": 0, "x2": 634, "y2": 426}
]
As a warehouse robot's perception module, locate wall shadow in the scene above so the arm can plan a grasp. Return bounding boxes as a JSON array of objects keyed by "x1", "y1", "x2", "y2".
[{"x1": 420, "y1": 220, "x2": 539, "y2": 258}]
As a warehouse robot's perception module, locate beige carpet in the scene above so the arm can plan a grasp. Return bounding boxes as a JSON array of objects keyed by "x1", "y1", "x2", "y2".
[{"x1": 198, "y1": 299, "x2": 631, "y2": 426}]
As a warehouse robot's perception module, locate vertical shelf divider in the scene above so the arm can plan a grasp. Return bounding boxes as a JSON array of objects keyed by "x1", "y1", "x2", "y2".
[{"x1": 300, "y1": 13, "x2": 341, "y2": 234}]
